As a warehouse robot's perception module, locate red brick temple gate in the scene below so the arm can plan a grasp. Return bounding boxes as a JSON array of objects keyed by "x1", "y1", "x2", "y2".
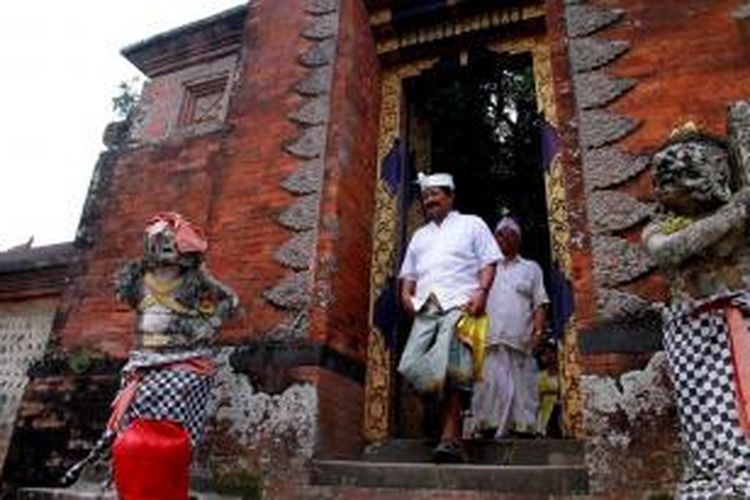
[{"x1": 0, "y1": 0, "x2": 749, "y2": 497}]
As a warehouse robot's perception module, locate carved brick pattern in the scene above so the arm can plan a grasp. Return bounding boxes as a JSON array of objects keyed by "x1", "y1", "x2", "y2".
[
  {"x1": 263, "y1": 271, "x2": 311, "y2": 310},
  {"x1": 565, "y1": 2, "x2": 655, "y2": 312},
  {"x1": 575, "y1": 71, "x2": 637, "y2": 110},
  {"x1": 277, "y1": 194, "x2": 320, "y2": 231},
  {"x1": 285, "y1": 125, "x2": 327, "y2": 159},
  {"x1": 275, "y1": 230, "x2": 316, "y2": 270},
  {"x1": 295, "y1": 67, "x2": 333, "y2": 97},
  {"x1": 580, "y1": 110, "x2": 640, "y2": 149},
  {"x1": 597, "y1": 288, "x2": 653, "y2": 321},
  {"x1": 588, "y1": 190, "x2": 653, "y2": 234},
  {"x1": 583, "y1": 148, "x2": 649, "y2": 190},
  {"x1": 566, "y1": 4, "x2": 624, "y2": 38},
  {"x1": 305, "y1": 0, "x2": 337, "y2": 15},
  {"x1": 266, "y1": 0, "x2": 341, "y2": 323},
  {"x1": 298, "y1": 38, "x2": 336, "y2": 68},
  {"x1": 569, "y1": 38, "x2": 629, "y2": 74},
  {"x1": 281, "y1": 159, "x2": 325, "y2": 195},
  {"x1": 288, "y1": 97, "x2": 330, "y2": 126},
  {"x1": 302, "y1": 13, "x2": 339, "y2": 40},
  {"x1": 592, "y1": 236, "x2": 655, "y2": 287}
]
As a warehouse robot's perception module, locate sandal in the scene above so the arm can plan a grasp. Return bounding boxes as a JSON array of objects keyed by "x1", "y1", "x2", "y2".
[{"x1": 433, "y1": 440, "x2": 465, "y2": 463}]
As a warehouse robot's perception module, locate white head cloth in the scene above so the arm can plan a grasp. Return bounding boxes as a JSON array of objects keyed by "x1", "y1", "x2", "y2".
[
  {"x1": 417, "y1": 172, "x2": 455, "y2": 190},
  {"x1": 495, "y1": 216, "x2": 521, "y2": 237}
]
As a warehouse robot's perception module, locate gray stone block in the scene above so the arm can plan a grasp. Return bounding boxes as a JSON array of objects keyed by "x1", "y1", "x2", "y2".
[
  {"x1": 575, "y1": 71, "x2": 637, "y2": 110},
  {"x1": 588, "y1": 190, "x2": 652, "y2": 234},
  {"x1": 285, "y1": 125, "x2": 327, "y2": 159},
  {"x1": 305, "y1": 0, "x2": 338, "y2": 15},
  {"x1": 593, "y1": 235, "x2": 655, "y2": 286},
  {"x1": 299, "y1": 38, "x2": 336, "y2": 68},
  {"x1": 275, "y1": 230, "x2": 315, "y2": 270},
  {"x1": 301, "y1": 13, "x2": 339, "y2": 40},
  {"x1": 565, "y1": 4, "x2": 624, "y2": 38},
  {"x1": 569, "y1": 38, "x2": 629, "y2": 74},
  {"x1": 597, "y1": 287, "x2": 655, "y2": 320},
  {"x1": 295, "y1": 67, "x2": 333, "y2": 97},
  {"x1": 277, "y1": 194, "x2": 320, "y2": 231},
  {"x1": 580, "y1": 109, "x2": 639, "y2": 149},
  {"x1": 583, "y1": 147, "x2": 649, "y2": 190},
  {"x1": 263, "y1": 271, "x2": 310, "y2": 310},
  {"x1": 289, "y1": 97, "x2": 330, "y2": 126},
  {"x1": 281, "y1": 159, "x2": 324, "y2": 195},
  {"x1": 729, "y1": 100, "x2": 750, "y2": 185},
  {"x1": 311, "y1": 460, "x2": 589, "y2": 494}
]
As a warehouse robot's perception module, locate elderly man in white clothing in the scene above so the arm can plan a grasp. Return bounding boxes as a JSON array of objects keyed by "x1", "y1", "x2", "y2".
[
  {"x1": 398, "y1": 172, "x2": 501, "y2": 462},
  {"x1": 471, "y1": 216, "x2": 549, "y2": 439}
]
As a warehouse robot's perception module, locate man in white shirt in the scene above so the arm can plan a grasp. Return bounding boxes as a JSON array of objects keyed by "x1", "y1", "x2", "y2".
[
  {"x1": 470, "y1": 216, "x2": 549, "y2": 438},
  {"x1": 398, "y1": 172, "x2": 501, "y2": 462}
]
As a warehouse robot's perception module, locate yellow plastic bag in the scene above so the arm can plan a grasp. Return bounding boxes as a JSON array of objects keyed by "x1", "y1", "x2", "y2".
[{"x1": 456, "y1": 313, "x2": 489, "y2": 381}]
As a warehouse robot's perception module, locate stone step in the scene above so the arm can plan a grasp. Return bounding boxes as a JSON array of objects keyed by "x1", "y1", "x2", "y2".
[
  {"x1": 311, "y1": 460, "x2": 589, "y2": 495},
  {"x1": 18, "y1": 484, "x2": 240, "y2": 500},
  {"x1": 363, "y1": 438, "x2": 585, "y2": 466}
]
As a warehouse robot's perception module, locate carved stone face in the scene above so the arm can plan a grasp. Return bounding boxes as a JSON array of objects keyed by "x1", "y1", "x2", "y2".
[
  {"x1": 144, "y1": 220, "x2": 180, "y2": 266},
  {"x1": 653, "y1": 137, "x2": 731, "y2": 214}
]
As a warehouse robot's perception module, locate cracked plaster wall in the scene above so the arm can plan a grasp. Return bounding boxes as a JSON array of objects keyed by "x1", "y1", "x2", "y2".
[
  {"x1": 581, "y1": 353, "x2": 681, "y2": 494},
  {"x1": 200, "y1": 348, "x2": 318, "y2": 494}
]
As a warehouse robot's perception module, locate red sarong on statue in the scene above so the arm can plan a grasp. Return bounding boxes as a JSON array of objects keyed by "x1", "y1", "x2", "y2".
[{"x1": 113, "y1": 419, "x2": 191, "y2": 500}]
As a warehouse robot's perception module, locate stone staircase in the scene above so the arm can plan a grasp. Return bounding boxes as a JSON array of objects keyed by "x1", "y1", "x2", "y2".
[
  {"x1": 18, "y1": 439, "x2": 589, "y2": 499},
  {"x1": 308, "y1": 438, "x2": 589, "y2": 497}
]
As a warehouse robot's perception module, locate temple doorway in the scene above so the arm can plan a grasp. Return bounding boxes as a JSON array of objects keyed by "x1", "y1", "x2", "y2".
[{"x1": 393, "y1": 48, "x2": 558, "y2": 438}]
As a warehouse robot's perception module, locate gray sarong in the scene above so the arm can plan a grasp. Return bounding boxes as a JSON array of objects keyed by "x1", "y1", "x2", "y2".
[{"x1": 398, "y1": 303, "x2": 473, "y2": 394}]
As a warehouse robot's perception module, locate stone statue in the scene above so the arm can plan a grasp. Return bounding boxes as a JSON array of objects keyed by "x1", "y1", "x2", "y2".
[
  {"x1": 63, "y1": 212, "x2": 238, "y2": 498},
  {"x1": 642, "y1": 116, "x2": 750, "y2": 498}
]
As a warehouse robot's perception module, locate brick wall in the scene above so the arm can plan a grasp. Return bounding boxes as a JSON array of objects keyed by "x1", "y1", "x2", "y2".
[
  {"x1": 308, "y1": 0, "x2": 381, "y2": 361},
  {"x1": 55, "y1": 0, "x2": 315, "y2": 354}
]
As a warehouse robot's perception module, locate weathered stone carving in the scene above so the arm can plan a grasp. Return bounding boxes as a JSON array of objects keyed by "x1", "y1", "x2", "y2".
[
  {"x1": 285, "y1": 125, "x2": 327, "y2": 159},
  {"x1": 565, "y1": 4, "x2": 624, "y2": 38},
  {"x1": 569, "y1": 38, "x2": 629, "y2": 74},
  {"x1": 295, "y1": 67, "x2": 333, "y2": 97},
  {"x1": 64, "y1": 213, "x2": 239, "y2": 494},
  {"x1": 263, "y1": 271, "x2": 310, "y2": 310},
  {"x1": 642, "y1": 114, "x2": 750, "y2": 497},
  {"x1": 301, "y1": 13, "x2": 339, "y2": 40},
  {"x1": 275, "y1": 230, "x2": 315, "y2": 270},
  {"x1": 277, "y1": 194, "x2": 319, "y2": 231},
  {"x1": 574, "y1": 71, "x2": 637, "y2": 110},
  {"x1": 729, "y1": 100, "x2": 750, "y2": 186},
  {"x1": 281, "y1": 159, "x2": 324, "y2": 195},
  {"x1": 593, "y1": 235, "x2": 654, "y2": 286},
  {"x1": 583, "y1": 148, "x2": 649, "y2": 190},
  {"x1": 298, "y1": 38, "x2": 336, "y2": 68},
  {"x1": 289, "y1": 97, "x2": 330, "y2": 126},
  {"x1": 597, "y1": 288, "x2": 653, "y2": 320},
  {"x1": 579, "y1": 110, "x2": 640, "y2": 149},
  {"x1": 588, "y1": 190, "x2": 652, "y2": 234}
]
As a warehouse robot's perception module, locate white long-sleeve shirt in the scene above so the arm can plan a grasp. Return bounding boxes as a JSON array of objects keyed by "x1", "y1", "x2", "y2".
[{"x1": 399, "y1": 211, "x2": 501, "y2": 311}]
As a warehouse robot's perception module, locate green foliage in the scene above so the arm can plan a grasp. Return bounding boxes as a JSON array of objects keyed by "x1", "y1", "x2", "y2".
[{"x1": 112, "y1": 77, "x2": 141, "y2": 118}]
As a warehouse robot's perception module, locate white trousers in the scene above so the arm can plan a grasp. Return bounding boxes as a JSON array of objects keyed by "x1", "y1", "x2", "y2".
[{"x1": 469, "y1": 344, "x2": 539, "y2": 437}]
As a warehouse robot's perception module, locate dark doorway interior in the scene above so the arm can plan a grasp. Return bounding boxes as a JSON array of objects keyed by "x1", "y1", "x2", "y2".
[{"x1": 394, "y1": 48, "x2": 554, "y2": 438}]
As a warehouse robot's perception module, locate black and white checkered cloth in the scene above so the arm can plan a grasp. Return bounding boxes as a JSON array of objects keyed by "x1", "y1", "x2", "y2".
[
  {"x1": 664, "y1": 298, "x2": 750, "y2": 499},
  {"x1": 124, "y1": 368, "x2": 213, "y2": 446}
]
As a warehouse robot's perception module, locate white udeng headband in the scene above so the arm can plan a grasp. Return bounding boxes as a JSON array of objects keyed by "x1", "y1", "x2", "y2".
[
  {"x1": 417, "y1": 172, "x2": 455, "y2": 190},
  {"x1": 495, "y1": 217, "x2": 521, "y2": 236}
]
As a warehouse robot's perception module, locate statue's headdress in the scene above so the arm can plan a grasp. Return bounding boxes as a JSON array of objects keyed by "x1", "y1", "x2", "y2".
[{"x1": 146, "y1": 212, "x2": 207, "y2": 254}]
